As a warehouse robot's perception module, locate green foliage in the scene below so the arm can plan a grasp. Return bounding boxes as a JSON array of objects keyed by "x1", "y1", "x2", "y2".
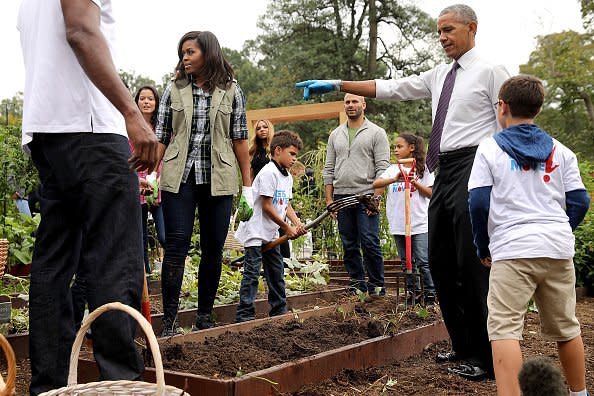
[
  {"x1": 229, "y1": 0, "x2": 442, "y2": 150},
  {"x1": 10, "y1": 307, "x2": 29, "y2": 334},
  {"x1": 0, "y1": 93, "x2": 23, "y2": 127},
  {"x1": 0, "y1": 125, "x2": 39, "y2": 217},
  {"x1": 416, "y1": 306, "x2": 429, "y2": 320},
  {"x1": 574, "y1": 159, "x2": 594, "y2": 287},
  {"x1": 283, "y1": 256, "x2": 329, "y2": 294},
  {"x1": 582, "y1": 0, "x2": 594, "y2": 31},
  {"x1": 0, "y1": 214, "x2": 40, "y2": 267},
  {"x1": 0, "y1": 275, "x2": 30, "y2": 295},
  {"x1": 520, "y1": 31, "x2": 594, "y2": 160}
]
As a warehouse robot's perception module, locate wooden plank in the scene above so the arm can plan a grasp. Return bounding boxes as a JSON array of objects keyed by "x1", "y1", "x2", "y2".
[{"x1": 247, "y1": 101, "x2": 346, "y2": 130}]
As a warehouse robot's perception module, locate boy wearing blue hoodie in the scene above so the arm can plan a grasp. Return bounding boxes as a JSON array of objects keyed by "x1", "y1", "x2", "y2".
[{"x1": 468, "y1": 75, "x2": 590, "y2": 396}]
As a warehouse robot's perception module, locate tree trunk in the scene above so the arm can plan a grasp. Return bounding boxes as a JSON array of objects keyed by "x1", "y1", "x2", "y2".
[
  {"x1": 367, "y1": 0, "x2": 378, "y2": 76},
  {"x1": 580, "y1": 92, "x2": 594, "y2": 125}
]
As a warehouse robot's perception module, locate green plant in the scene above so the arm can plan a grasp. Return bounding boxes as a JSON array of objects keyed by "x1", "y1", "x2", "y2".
[
  {"x1": 10, "y1": 307, "x2": 29, "y2": 334},
  {"x1": 0, "y1": 125, "x2": 39, "y2": 219},
  {"x1": 0, "y1": 274, "x2": 30, "y2": 295},
  {"x1": 0, "y1": 213, "x2": 40, "y2": 267},
  {"x1": 283, "y1": 256, "x2": 329, "y2": 294},
  {"x1": 416, "y1": 306, "x2": 429, "y2": 320},
  {"x1": 574, "y1": 159, "x2": 594, "y2": 287}
]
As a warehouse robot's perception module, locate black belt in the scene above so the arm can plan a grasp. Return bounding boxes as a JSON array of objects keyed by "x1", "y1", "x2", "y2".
[{"x1": 438, "y1": 146, "x2": 478, "y2": 163}]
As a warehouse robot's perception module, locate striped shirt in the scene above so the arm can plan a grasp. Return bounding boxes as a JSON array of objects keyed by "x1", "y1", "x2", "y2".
[{"x1": 156, "y1": 80, "x2": 248, "y2": 184}]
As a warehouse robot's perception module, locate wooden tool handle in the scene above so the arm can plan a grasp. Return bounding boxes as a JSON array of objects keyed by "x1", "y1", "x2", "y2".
[
  {"x1": 262, "y1": 234, "x2": 290, "y2": 253},
  {"x1": 0, "y1": 335, "x2": 16, "y2": 396}
]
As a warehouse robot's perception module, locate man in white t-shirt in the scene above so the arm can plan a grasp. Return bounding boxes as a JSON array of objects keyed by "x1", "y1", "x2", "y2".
[
  {"x1": 235, "y1": 130, "x2": 306, "y2": 322},
  {"x1": 468, "y1": 75, "x2": 590, "y2": 396},
  {"x1": 18, "y1": 1, "x2": 157, "y2": 394}
]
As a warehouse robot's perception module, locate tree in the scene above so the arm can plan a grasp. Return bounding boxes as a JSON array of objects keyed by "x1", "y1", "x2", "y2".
[
  {"x1": 0, "y1": 93, "x2": 23, "y2": 127},
  {"x1": 582, "y1": 0, "x2": 593, "y2": 31},
  {"x1": 235, "y1": 0, "x2": 441, "y2": 148},
  {"x1": 118, "y1": 70, "x2": 157, "y2": 96},
  {"x1": 520, "y1": 30, "x2": 594, "y2": 159}
]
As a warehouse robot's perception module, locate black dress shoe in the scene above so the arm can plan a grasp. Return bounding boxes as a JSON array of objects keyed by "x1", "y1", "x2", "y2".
[
  {"x1": 435, "y1": 350, "x2": 460, "y2": 363},
  {"x1": 447, "y1": 364, "x2": 488, "y2": 381}
]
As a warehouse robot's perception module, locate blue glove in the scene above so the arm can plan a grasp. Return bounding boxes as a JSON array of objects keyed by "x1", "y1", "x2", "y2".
[{"x1": 295, "y1": 80, "x2": 342, "y2": 100}]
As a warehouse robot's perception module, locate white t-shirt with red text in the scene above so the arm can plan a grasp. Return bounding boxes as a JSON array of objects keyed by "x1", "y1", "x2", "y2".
[
  {"x1": 379, "y1": 164, "x2": 434, "y2": 235},
  {"x1": 468, "y1": 137, "x2": 584, "y2": 261}
]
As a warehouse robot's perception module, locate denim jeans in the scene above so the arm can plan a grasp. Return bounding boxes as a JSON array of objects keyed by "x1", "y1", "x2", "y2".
[
  {"x1": 28, "y1": 133, "x2": 144, "y2": 395},
  {"x1": 236, "y1": 245, "x2": 287, "y2": 322},
  {"x1": 141, "y1": 203, "x2": 165, "y2": 274},
  {"x1": 393, "y1": 233, "x2": 435, "y2": 294},
  {"x1": 161, "y1": 168, "x2": 232, "y2": 324},
  {"x1": 335, "y1": 194, "x2": 384, "y2": 293}
]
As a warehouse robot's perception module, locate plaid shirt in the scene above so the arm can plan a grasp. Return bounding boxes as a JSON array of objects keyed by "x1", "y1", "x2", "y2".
[{"x1": 155, "y1": 81, "x2": 248, "y2": 184}]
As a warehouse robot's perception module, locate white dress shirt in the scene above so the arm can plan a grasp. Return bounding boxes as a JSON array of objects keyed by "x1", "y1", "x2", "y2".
[{"x1": 375, "y1": 47, "x2": 510, "y2": 152}]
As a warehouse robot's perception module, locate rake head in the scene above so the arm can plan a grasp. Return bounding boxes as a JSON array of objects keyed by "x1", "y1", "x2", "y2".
[{"x1": 326, "y1": 193, "x2": 376, "y2": 214}]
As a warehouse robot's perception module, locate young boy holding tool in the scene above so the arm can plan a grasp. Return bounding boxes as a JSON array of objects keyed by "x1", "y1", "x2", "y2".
[
  {"x1": 468, "y1": 75, "x2": 590, "y2": 396},
  {"x1": 235, "y1": 130, "x2": 307, "y2": 322}
]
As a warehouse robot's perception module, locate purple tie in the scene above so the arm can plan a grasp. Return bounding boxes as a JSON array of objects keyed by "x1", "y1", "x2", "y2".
[{"x1": 426, "y1": 62, "x2": 460, "y2": 172}]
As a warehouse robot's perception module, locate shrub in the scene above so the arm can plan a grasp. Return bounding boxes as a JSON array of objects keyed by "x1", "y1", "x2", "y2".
[{"x1": 574, "y1": 159, "x2": 594, "y2": 287}]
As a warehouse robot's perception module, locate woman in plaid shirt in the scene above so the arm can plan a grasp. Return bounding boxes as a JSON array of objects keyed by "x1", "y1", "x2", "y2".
[{"x1": 156, "y1": 31, "x2": 252, "y2": 336}]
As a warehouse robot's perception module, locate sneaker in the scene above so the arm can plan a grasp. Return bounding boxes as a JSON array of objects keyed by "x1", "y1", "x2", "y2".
[
  {"x1": 160, "y1": 319, "x2": 183, "y2": 337},
  {"x1": 425, "y1": 291, "x2": 437, "y2": 305},
  {"x1": 191, "y1": 314, "x2": 214, "y2": 331}
]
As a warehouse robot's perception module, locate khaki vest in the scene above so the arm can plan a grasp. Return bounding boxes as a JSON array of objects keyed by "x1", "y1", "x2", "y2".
[{"x1": 160, "y1": 79, "x2": 239, "y2": 196}]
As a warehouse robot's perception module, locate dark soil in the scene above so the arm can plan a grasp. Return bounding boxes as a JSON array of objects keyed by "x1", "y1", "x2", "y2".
[
  {"x1": 6, "y1": 297, "x2": 594, "y2": 395},
  {"x1": 159, "y1": 296, "x2": 438, "y2": 378},
  {"x1": 290, "y1": 297, "x2": 594, "y2": 395}
]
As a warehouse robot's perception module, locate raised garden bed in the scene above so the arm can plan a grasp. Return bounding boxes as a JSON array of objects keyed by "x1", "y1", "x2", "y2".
[
  {"x1": 5, "y1": 287, "x2": 348, "y2": 359},
  {"x1": 77, "y1": 297, "x2": 448, "y2": 395}
]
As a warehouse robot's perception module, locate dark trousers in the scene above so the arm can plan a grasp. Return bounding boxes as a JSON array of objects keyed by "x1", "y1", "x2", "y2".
[
  {"x1": 160, "y1": 170, "x2": 233, "y2": 324},
  {"x1": 335, "y1": 195, "x2": 384, "y2": 293},
  {"x1": 236, "y1": 245, "x2": 287, "y2": 322},
  {"x1": 28, "y1": 133, "x2": 144, "y2": 395},
  {"x1": 141, "y1": 203, "x2": 165, "y2": 274},
  {"x1": 428, "y1": 147, "x2": 492, "y2": 373}
]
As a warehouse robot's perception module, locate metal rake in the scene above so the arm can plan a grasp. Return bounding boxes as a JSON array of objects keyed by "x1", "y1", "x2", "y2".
[{"x1": 262, "y1": 193, "x2": 373, "y2": 252}]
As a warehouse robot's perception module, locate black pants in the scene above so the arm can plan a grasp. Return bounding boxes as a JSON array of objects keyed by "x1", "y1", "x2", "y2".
[
  {"x1": 28, "y1": 133, "x2": 144, "y2": 395},
  {"x1": 160, "y1": 169, "x2": 233, "y2": 323},
  {"x1": 428, "y1": 147, "x2": 493, "y2": 373}
]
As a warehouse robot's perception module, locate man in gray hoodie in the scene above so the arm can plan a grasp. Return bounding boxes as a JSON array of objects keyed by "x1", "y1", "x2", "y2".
[{"x1": 323, "y1": 93, "x2": 390, "y2": 294}]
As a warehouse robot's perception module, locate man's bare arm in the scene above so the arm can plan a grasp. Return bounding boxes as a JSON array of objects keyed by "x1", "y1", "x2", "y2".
[{"x1": 61, "y1": 0, "x2": 157, "y2": 172}]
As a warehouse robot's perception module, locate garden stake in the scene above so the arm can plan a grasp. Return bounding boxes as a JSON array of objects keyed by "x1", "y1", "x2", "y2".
[
  {"x1": 398, "y1": 158, "x2": 425, "y2": 307},
  {"x1": 397, "y1": 158, "x2": 415, "y2": 274},
  {"x1": 262, "y1": 193, "x2": 374, "y2": 253},
  {"x1": 141, "y1": 268, "x2": 151, "y2": 324}
]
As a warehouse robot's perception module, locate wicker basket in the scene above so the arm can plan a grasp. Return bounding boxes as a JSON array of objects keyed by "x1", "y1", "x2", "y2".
[
  {"x1": 0, "y1": 239, "x2": 8, "y2": 278},
  {"x1": 0, "y1": 333, "x2": 16, "y2": 396},
  {"x1": 39, "y1": 302, "x2": 189, "y2": 396}
]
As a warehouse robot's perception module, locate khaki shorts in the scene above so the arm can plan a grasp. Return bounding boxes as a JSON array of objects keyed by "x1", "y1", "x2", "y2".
[{"x1": 487, "y1": 257, "x2": 581, "y2": 342}]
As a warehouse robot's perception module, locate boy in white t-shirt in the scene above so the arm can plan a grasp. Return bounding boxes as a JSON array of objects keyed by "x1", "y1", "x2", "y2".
[
  {"x1": 373, "y1": 133, "x2": 436, "y2": 304},
  {"x1": 235, "y1": 130, "x2": 306, "y2": 322},
  {"x1": 468, "y1": 75, "x2": 590, "y2": 396}
]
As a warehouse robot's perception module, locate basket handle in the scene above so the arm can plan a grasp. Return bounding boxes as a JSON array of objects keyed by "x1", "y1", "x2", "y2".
[
  {"x1": 67, "y1": 302, "x2": 166, "y2": 393},
  {"x1": 0, "y1": 334, "x2": 16, "y2": 396}
]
